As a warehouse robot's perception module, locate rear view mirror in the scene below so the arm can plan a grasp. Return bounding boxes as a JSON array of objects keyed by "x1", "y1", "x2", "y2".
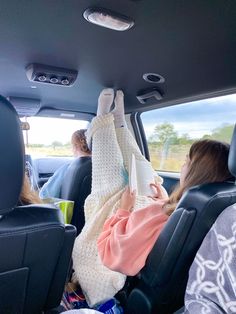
[{"x1": 21, "y1": 121, "x2": 30, "y2": 131}]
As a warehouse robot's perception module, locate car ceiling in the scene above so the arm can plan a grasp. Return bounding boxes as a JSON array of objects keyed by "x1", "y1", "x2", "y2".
[{"x1": 0, "y1": 0, "x2": 236, "y2": 116}]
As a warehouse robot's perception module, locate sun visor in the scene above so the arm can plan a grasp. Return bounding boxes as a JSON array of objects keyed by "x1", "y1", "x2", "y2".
[
  {"x1": 38, "y1": 108, "x2": 94, "y2": 122},
  {"x1": 8, "y1": 97, "x2": 41, "y2": 117}
]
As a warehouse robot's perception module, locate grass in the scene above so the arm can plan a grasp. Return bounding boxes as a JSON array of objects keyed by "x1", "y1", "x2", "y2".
[
  {"x1": 149, "y1": 144, "x2": 191, "y2": 172},
  {"x1": 25, "y1": 146, "x2": 73, "y2": 157},
  {"x1": 26, "y1": 143, "x2": 189, "y2": 172}
]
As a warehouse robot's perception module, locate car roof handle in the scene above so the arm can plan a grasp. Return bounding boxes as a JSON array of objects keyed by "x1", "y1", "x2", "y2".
[{"x1": 136, "y1": 89, "x2": 163, "y2": 105}]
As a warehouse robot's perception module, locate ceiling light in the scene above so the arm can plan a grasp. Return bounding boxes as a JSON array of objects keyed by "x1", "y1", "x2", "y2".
[{"x1": 83, "y1": 7, "x2": 134, "y2": 31}]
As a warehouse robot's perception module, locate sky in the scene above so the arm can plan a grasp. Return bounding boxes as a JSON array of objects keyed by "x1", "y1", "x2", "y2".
[
  {"x1": 22, "y1": 93, "x2": 236, "y2": 145},
  {"x1": 141, "y1": 93, "x2": 236, "y2": 139},
  {"x1": 23, "y1": 117, "x2": 88, "y2": 145}
]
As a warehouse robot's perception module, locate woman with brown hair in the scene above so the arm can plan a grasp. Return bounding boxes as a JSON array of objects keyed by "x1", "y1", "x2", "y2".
[
  {"x1": 97, "y1": 137, "x2": 233, "y2": 277},
  {"x1": 71, "y1": 129, "x2": 91, "y2": 156},
  {"x1": 165, "y1": 139, "x2": 232, "y2": 214},
  {"x1": 71, "y1": 88, "x2": 232, "y2": 309},
  {"x1": 39, "y1": 129, "x2": 91, "y2": 199}
]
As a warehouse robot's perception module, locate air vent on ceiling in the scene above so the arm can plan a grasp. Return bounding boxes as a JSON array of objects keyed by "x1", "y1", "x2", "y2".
[{"x1": 26, "y1": 63, "x2": 78, "y2": 86}]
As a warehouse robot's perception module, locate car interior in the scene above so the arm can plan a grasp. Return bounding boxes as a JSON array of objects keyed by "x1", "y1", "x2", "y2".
[
  {"x1": 0, "y1": 0, "x2": 236, "y2": 313},
  {"x1": 0, "y1": 96, "x2": 76, "y2": 313},
  {"x1": 125, "y1": 125, "x2": 236, "y2": 313}
]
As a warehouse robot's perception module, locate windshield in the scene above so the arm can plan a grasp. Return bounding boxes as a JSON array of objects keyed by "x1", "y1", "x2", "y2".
[{"x1": 21, "y1": 116, "x2": 89, "y2": 157}]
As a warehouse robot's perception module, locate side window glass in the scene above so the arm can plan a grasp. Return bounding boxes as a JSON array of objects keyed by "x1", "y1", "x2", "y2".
[{"x1": 141, "y1": 94, "x2": 236, "y2": 172}]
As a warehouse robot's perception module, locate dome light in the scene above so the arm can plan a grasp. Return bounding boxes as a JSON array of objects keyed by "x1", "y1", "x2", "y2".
[{"x1": 83, "y1": 7, "x2": 134, "y2": 31}]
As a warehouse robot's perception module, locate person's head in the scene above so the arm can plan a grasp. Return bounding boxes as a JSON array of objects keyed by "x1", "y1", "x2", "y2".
[
  {"x1": 71, "y1": 129, "x2": 91, "y2": 157},
  {"x1": 165, "y1": 139, "x2": 233, "y2": 215},
  {"x1": 19, "y1": 174, "x2": 42, "y2": 205}
]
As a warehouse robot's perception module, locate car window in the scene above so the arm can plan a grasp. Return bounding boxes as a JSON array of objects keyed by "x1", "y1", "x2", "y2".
[
  {"x1": 21, "y1": 116, "x2": 88, "y2": 157},
  {"x1": 141, "y1": 94, "x2": 236, "y2": 172}
]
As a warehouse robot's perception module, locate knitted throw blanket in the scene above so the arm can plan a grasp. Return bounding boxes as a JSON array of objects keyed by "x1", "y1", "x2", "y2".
[{"x1": 72, "y1": 114, "x2": 158, "y2": 306}]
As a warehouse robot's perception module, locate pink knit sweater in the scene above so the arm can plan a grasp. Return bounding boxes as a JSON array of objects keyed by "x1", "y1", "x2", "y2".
[{"x1": 97, "y1": 201, "x2": 169, "y2": 276}]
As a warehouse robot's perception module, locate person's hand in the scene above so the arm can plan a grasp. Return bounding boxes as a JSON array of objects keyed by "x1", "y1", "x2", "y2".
[
  {"x1": 120, "y1": 187, "x2": 136, "y2": 211},
  {"x1": 149, "y1": 183, "x2": 169, "y2": 200}
]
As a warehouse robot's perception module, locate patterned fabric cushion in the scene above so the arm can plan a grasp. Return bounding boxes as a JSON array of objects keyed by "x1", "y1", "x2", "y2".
[{"x1": 184, "y1": 204, "x2": 236, "y2": 313}]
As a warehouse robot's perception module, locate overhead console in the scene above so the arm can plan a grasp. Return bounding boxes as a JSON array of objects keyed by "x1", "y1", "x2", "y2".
[
  {"x1": 8, "y1": 97, "x2": 41, "y2": 117},
  {"x1": 26, "y1": 63, "x2": 78, "y2": 87}
]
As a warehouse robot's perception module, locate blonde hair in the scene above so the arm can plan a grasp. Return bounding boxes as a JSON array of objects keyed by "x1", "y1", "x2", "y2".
[
  {"x1": 71, "y1": 129, "x2": 91, "y2": 154},
  {"x1": 164, "y1": 139, "x2": 233, "y2": 215},
  {"x1": 20, "y1": 174, "x2": 42, "y2": 205}
]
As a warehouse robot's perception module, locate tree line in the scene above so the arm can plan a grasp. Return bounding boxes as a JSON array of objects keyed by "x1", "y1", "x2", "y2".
[{"x1": 148, "y1": 122, "x2": 234, "y2": 146}]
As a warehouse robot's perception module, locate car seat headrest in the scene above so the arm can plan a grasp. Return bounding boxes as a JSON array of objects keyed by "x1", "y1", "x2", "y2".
[
  {"x1": 228, "y1": 124, "x2": 236, "y2": 179},
  {"x1": 0, "y1": 96, "x2": 24, "y2": 215}
]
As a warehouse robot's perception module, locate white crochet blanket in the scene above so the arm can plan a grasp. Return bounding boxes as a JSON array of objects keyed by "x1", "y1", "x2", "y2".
[{"x1": 72, "y1": 113, "x2": 160, "y2": 306}]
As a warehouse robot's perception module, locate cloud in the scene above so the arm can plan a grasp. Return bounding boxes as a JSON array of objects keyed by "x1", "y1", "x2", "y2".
[
  {"x1": 142, "y1": 94, "x2": 236, "y2": 138},
  {"x1": 23, "y1": 117, "x2": 88, "y2": 145}
]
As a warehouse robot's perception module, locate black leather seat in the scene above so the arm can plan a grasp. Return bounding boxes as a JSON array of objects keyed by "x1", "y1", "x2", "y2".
[
  {"x1": 60, "y1": 156, "x2": 92, "y2": 234},
  {"x1": 125, "y1": 125, "x2": 236, "y2": 314},
  {"x1": 0, "y1": 96, "x2": 77, "y2": 314}
]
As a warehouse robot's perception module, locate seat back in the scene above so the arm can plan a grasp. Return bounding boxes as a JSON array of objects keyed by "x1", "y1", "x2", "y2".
[
  {"x1": 126, "y1": 126, "x2": 236, "y2": 314},
  {"x1": 60, "y1": 156, "x2": 92, "y2": 234},
  {"x1": 0, "y1": 95, "x2": 24, "y2": 214},
  {"x1": 0, "y1": 96, "x2": 76, "y2": 314}
]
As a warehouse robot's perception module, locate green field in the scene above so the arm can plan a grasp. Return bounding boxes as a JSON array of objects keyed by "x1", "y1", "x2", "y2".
[
  {"x1": 25, "y1": 145, "x2": 73, "y2": 157},
  {"x1": 147, "y1": 123, "x2": 234, "y2": 172},
  {"x1": 26, "y1": 120, "x2": 233, "y2": 173},
  {"x1": 26, "y1": 143, "x2": 190, "y2": 173}
]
